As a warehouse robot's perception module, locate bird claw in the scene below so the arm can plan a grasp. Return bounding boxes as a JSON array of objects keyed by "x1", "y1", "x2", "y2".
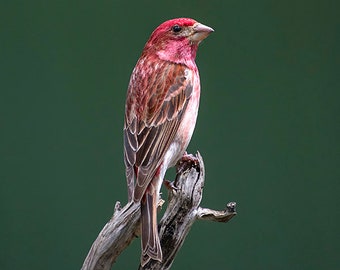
[
  {"x1": 163, "y1": 179, "x2": 178, "y2": 191},
  {"x1": 176, "y1": 152, "x2": 199, "y2": 173}
]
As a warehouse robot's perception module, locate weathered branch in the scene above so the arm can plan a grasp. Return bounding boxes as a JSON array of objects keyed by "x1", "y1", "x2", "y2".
[{"x1": 81, "y1": 152, "x2": 236, "y2": 270}]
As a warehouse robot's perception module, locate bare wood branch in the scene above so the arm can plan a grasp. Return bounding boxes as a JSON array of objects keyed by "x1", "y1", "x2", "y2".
[
  {"x1": 81, "y1": 152, "x2": 237, "y2": 270},
  {"x1": 197, "y1": 202, "x2": 237, "y2": 222},
  {"x1": 81, "y1": 201, "x2": 141, "y2": 270}
]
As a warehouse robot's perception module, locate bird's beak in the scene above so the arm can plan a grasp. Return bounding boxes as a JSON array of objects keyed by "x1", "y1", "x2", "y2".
[{"x1": 190, "y1": 22, "x2": 214, "y2": 43}]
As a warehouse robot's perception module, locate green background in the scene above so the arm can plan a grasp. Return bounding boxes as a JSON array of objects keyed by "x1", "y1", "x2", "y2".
[{"x1": 1, "y1": 1, "x2": 339, "y2": 269}]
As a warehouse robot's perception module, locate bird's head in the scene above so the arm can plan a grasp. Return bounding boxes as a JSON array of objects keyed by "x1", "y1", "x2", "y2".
[{"x1": 142, "y1": 18, "x2": 214, "y2": 67}]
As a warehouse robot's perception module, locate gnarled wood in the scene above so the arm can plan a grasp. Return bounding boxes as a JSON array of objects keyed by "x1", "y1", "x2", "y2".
[{"x1": 81, "y1": 152, "x2": 236, "y2": 270}]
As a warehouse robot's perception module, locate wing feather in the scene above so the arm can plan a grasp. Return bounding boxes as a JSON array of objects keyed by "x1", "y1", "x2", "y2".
[{"x1": 124, "y1": 59, "x2": 193, "y2": 202}]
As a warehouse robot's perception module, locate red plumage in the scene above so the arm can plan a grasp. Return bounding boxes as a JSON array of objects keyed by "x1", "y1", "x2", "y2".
[{"x1": 123, "y1": 18, "x2": 213, "y2": 266}]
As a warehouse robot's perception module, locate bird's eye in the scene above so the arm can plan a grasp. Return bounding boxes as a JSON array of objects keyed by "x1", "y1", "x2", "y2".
[{"x1": 172, "y1": 25, "x2": 182, "y2": 33}]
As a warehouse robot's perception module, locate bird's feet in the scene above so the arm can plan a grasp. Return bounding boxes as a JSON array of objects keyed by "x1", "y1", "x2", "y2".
[
  {"x1": 163, "y1": 179, "x2": 178, "y2": 191},
  {"x1": 176, "y1": 152, "x2": 199, "y2": 173}
]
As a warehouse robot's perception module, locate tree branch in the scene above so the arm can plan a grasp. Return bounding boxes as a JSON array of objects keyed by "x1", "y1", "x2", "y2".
[{"x1": 81, "y1": 152, "x2": 236, "y2": 270}]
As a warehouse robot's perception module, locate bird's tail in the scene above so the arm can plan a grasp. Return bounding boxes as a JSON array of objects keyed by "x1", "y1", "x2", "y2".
[{"x1": 140, "y1": 191, "x2": 163, "y2": 266}]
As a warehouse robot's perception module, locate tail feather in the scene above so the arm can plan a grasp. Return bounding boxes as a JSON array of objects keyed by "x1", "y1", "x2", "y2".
[{"x1": 141, "y1": 191, "x2": 163, "y2": 266}]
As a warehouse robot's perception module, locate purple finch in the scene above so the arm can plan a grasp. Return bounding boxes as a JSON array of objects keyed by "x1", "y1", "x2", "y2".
[{"x1": 124, "y1": 18, "x2": 213, "y2": 266}]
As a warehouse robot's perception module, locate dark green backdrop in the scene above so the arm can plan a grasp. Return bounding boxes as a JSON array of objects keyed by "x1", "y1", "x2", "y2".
[{"x1": 1, "y1": 1, "x2": 339, "y2": 269}]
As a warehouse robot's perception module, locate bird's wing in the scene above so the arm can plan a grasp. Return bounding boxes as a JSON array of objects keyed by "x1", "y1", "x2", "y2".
[{"x1": 124, "y1": 61, "x2": 194, "y2": 202}]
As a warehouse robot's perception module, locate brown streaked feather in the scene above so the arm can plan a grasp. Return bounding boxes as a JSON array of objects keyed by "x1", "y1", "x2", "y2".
[
  {"x1": 140, "y1": 183, "x2": 162, "y2": 266},
  {"x1": 124, "y1": 58, "x2": 193, "y2": 202}
]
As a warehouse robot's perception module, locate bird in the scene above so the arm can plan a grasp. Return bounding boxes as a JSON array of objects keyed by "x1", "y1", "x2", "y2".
[{"x1": 123, "y1": 18, "x2": 213, "y2": 266}]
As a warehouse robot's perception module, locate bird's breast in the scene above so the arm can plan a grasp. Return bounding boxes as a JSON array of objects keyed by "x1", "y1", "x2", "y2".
[{"x1": 165, "y1": 68, "x2": 201, "y2": 168}]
